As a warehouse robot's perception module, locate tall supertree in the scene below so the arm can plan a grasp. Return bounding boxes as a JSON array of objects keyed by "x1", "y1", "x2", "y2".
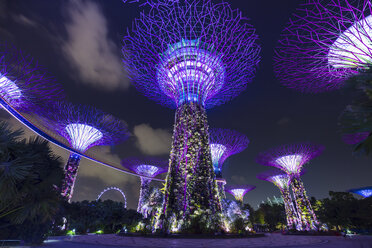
[
  {"x1": 209, "y1": 128, "x2": 249, "y2": 198},
  {"x1": 256, "y1": 143, "x2": 324, "y2": 230},
  {"x1": 41, "y1": 102, "x2": 129, "y2": 201},
  {"x1": 225, "y1": 185, "x2": 256, "y2": 205},
  {"x1": 274, "y1": 0, "x2": 372, "y2": 93},
  {"x1": 121, "y1": 157, "x2": 168, "y2": 214},
  {"x1": 257, "y1": 170, "x2": 299, "y2": 230},
  {"x1": 0, "y1": 43, "x2": 64, "y2": 112},
  {"x1": 349, "y1": 186, "x2": 372, "y2": 198},
  {"x1": 123, "y1": 0, "x2": 260, "y2": 231}
]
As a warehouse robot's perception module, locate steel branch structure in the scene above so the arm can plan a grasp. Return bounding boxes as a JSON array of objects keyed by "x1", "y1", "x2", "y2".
[
  {"x1": 349, "y1": 186, "x2": 372, "y2": 198},
  {"x1": 274, "y1": 0, "x2": 372, "y2": 93},
  {"x1": 209, "y1": 128, "x2": 249, "y2": 198},
  {"x1": 257, "y1": 170, "x2": 299, "y2": 230},
  {"x1": 225, "y1": 185, "x2": 256, "y2": 205},
  {"x1": 41, "y1": 102, "x2": 129, "y2": 201},
  {"x1": 121, "y1": 157, "x2": 168, "y2": 214},
  {"x1": 0, "y1": 43, "x2": 64, "y2": 112},
  {"x1": 123, "y1": 0, "x2": 260, "y2": 231},
  {"x1": 256, "y1": 143, "x2": 324, "y2": 230}
]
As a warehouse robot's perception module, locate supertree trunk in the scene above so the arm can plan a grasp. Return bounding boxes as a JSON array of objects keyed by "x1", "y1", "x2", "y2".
[
  {"x1": 138, "y1": 177, "x2": 151, "y2": 213},
  {"x1": 291, "y1": 176, "x2": 318, "y2": 230},
  {"x1": 281, "y1": 187, "x2": 299, "y2": 230},
  {"x1": 61, "y1": 153, "x2": 81, "y2": 202},
  {"x1": 161, "y1": 102, "x2": 221, "y2": 231},
  {"x1": 217, "y1": 179, "x2": 226, "y2": 199}
]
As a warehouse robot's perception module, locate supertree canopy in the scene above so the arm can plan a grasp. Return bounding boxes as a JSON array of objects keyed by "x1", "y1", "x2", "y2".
[
  {"x1": 121, "y1": 157, "x2": 168, "y2": 214},
  {"x1": 349, "y1": 186, "x2": 372, "y2": 198},
  {"x1": 256, "y1": 143, "x2": 324, "y2": 230},
  {"x1": 123, "y1": 0, "x2": 260, "y2": 231},
  {"x1": 257, "y1": 170, "x2": 299, "y2": 230},
  {"x1": 0, "y1": 43, "x2": 64, "y2": 112},
  {"x1": 225, "y1": 185, "x2": 255, "y2": 204},
  {"x1": 274, "y1": 0, "x2": 372, "y2": 93},
  {"x1": 41, "y1": 102, "x2": 129, "y2": 201}
]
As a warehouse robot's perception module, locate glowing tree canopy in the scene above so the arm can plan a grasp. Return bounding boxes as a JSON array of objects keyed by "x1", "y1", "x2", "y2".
[
  {"x1": 41, "y1": 102, "x2": 129, "y2": 201},
  {"x1": 256, "y1": 143, "x2": 324, "y2": 230},
  {"x1": 209, "y1": 128, "x2": 249, "y2": 177},
  {"x1": 274, "y1": 0, "x2": 372, "y2": 93},
  {"x1": 0, "y1": 43, "x2": 64, "y2": 112},
  {"x1": 258, "y1": 170, "x2": 300, "y2": 230},
  {"x1": 225, "y1": 185, "x2": 255, "y2": 203},
  {"x1": 121, "y1": 157, "x2": 168, "y2": 213},
  {"x1": 123, "y1": 0, "x2": 260, "y2": 232},
  {"x1": 349, "y1": 186, "x2": 372, "y2": 198},
  {"x1": 342, "y1": 132, "x2": 370, "y2": 145}
]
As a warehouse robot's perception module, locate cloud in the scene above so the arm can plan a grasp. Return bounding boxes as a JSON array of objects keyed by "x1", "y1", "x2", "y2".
[
  {"x1": 231, "y1": 175, "x2": 247, "y2": 185},
  {"x1": 12, "y1": 14, "x2": 38, "y2": 28},
  {"x1": 62, "y1": 0, "x2": 129, "y2": 90},
  {"x1": 277, "y1": 117, "x2": 291, "y2": 126},
  {"x1": 133, "y1": 123, "x2": 172, "y2": 155}
]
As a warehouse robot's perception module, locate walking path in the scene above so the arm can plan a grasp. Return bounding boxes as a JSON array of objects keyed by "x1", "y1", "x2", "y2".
[{"x1": 26, "y1": 233, "x2": 372, "y2": 248}]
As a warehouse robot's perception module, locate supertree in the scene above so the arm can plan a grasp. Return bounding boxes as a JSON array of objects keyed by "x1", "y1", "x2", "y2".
[
  {"x1": 349, "y1": 186, "x2": 372, "y2": 198},
  {"x1": 257, "y1": 170, "x2": 299, "y2": 230},
  {"x1": 123, "y1": 0, "x2": 260, "y2": 231},
  {"x1": 209, "y1": 128, "x2": 249, "y2": 198},
  {"x1": 225, "y1": 185, "x2": 256, "y2": 205},
  {"x1": 121, "y1": 157, "x2": 168, "y2": 214},
  {"x1": 41, "y1": 102, "x2": 129, "y2": 201},
  {"x1": 0, "y1": 43, "x2": 64, "y2": 112},
  {"x1": 256, "y1": 143, "x2": 324, "y2": 230},
  {"x1": 274, "y1": 0, "x2": 372, "y2": 93}
]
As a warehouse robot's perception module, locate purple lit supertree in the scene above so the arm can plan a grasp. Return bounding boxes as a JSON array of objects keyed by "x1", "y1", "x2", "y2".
[
  {"x1": 121, "y1": 157, "x2": 168, "y2": 214},
  {"x1": 123, "y1": 0, "x2": 260, "y2": 231},
  {"x1": 257, "y1": 170, "x2": 299, "y2": 230},
  {"x1": 209, "y1": 128, "x2": 249, "y2": 198},
  {"x1": 0, "y1": 43, "x2": 64, "y2": 112},
  {"x1": 274, "y1": 0, "x2": 372, "y2": 93},
  {"x1": 349, "y1": 186, "x2": 372, "y2": 198},
  {"x1": 225, "y1": 185, "x2": 256, "y2": 205},
  {"x1": 256, "y1": 143, "x2": 324, "y2": 230},
  {"x1": 41, "y1": 102, "x2": 129, "y2": 201}
]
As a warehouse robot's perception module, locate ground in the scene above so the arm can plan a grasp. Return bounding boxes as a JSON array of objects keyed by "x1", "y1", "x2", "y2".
[{"x1": 22, "y1": 233, "x2": 372, "y2": 248}]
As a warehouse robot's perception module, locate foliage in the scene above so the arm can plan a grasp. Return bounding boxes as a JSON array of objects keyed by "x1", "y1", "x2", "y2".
[
  {"x1": 253, "y1": 202, "x2": 286, "y2": 231},
  {"x1": 0, "y1": 122, "x2": 65, "y2": 245},
  {"x1": 64, "y1": 200, "x2": 142, "y2": 234}
]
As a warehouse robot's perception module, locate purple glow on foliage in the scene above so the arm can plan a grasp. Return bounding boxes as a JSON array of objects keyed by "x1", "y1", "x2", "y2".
[
  {"x1": 225, "y1": 185, "x2": 256, "y2": 202},
  {"x1": 349, "y1": 187, "x2": 372, "y2": 198},
  {"x1": 0, "y1": 43, "x2": 64, "y2": 112},
  {"x1": 41, "y1": 102, "x2": 129, "y2": 152},
  {"x1": 209, "y1": 128, "x2": 249, "y2": 173},
  {"x1": 342, "y1": 132, "x2": 370, "y2": 145},
  {"x1": 274, "y1": 0, "x2": 372, "y2": 93},
  {"x1": 123, "y1": 0, "x2": 261, "y2": 109},
  {"x1": 256, "y1": 143, "x2": 324, "y2": 175}
]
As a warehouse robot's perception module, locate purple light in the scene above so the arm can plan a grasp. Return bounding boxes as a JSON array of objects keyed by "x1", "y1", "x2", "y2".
[
  {"x1": 225, "y1": 185, "x2": 256, "y2": 203},
  {"x1": 123, "y1": 0, "x2": 261, "y2": 109},
  {"x1": 342, "y1": 132, "x2": 370, "y2": 145},
  {"x1": 65, "y1": 124, "x2": 103, "y2": 152},
  {"x1": 274, "y1": 0, "x2": 372, "y2": 93},
  {"x1": 0, "y1": 43, "x2": 64, "y2": 112},
  {"x1": 256, "y1": 143, "x2": 324, "y2": 176},
  {"x1": 209, "y1": 128, "x2": 249, "y2": 174},
  {"x1": 137, "y1": 165, "x2": 160, "y2": 177},
  {"x1": 349, "y1": 186, "x2": 372, "y2": 198}
]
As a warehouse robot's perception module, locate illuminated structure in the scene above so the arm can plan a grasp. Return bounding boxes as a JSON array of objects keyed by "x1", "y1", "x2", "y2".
[
  {"x1": 209, "y1": 128, "x2": 249, "y2": 198},
  {"x1": 349, "y1": 186, "x2": 372, "y2": 198},
  {"x1": 0, "y1": 43, "x2": 64, "y2": 112},
  {"x1": 225, "y1": 185, "x2": 256, "y2": 205},
  {"x1": 96, "y1": 187, "x2": 127, "y2": 208},
  {"x1": 257, "y1": 170, "x2": 299, "y2": 229},
  {"x1": 123, "y1": 0, "x2": 260, "y2": 231},
  {"x1": 121, "y1": 157, "x2": 168, "y2": 214},
  {"x1": 274, "y1": 0, "x2": 372, "y2": 93},
  {"x1": 42, "y1": 102, "x2": 129, "y2": 201},
  {"x1": 256, "y1": 143, "x2": 324, "y2": 230}
]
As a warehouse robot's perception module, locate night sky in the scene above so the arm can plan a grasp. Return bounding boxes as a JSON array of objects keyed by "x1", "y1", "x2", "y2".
[{"x1": 0, "y1": 0, "x2": 371, "y2": 210}]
